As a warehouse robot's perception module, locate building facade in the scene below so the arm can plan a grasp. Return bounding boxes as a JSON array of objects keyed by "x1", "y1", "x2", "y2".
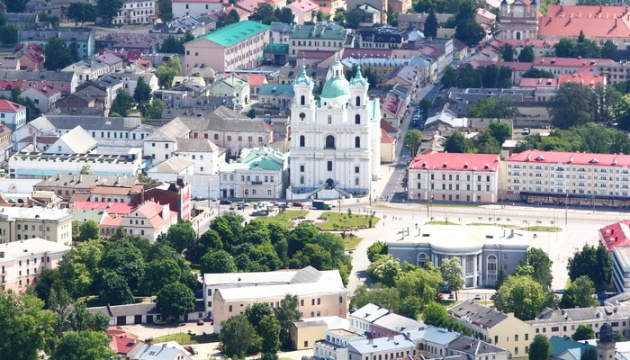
[
  {"x1": 288, "y1": 62, "x2": 381, "y2": 200},
  {"x1": 173, "y1": 0, "x2": 223, "y2": 18},
  {"x1": 408, "y1": 151, "x2": 501, "y2": 203},
  {"x1": 498, "y1": 0, "x2": 538, "y2": 40},
  {"x1": 0, "y1": 100, "x2": 27, "y2": 132},
  {"x1": 387, "y1": 225, "x2": 530, "y2": 288},
  {"x1": 113, "y1": 0, "x2": 156, "y2": 24},
  {"x1": 0, "y1": 207, "x2": 73, "y2": 245},
  {"x1": 219, "y1": 146, "x2": 288, "y2": 199},
  {"x1": 526, "y1": 306, "x2": 630, "y2": 340},
  {"x1": 0, "y1": 238, "x2": 70, "y2": 292}
]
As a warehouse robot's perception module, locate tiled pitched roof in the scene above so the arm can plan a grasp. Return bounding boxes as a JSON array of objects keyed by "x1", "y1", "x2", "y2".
[
  {"x1": 507, "y1": 149, "x2": 630, "y2": 167},
  {"x1": 409, "y1": 151, "x2": 500, "y2": 171},
  {"x1": 0, "y1": 99, "x2": 25, "y2": 112},
  {"x1": 599, "y1": 220, "x2": 630, "y2": 251}
]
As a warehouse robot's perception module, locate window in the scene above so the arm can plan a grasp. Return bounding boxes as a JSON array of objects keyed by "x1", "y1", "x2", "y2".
[
  {"x1": 300, "y1": 165, "x2": 305, "y2": 172},
  {"x1": 355, "y1": 114, "x2": 361, "y2": 124},
  {"x1": 356, "y1": 96, "x2": 361, "y2": 106},
  {"x1": 355, "y1": 136, "x2": 360, "y2": 148},
  {"x1": 327, "y1": 161, "x2": 333, "y2": 171},
  {"x1": 214, "y1": 134, "x2": 219, "y2": 140},
  {"x1": 355, "y1": 166, "x2": 360, "y2": 173},
  {"x1": 300, "y1": 95, "x2": 305, "y2": 105},
  {"x1": 299, "y1": 136, "x2": 305, "y2": 147},
  {"x1": 238, "y1": 136, "x2": 242, "y2": 141},
  {"x1": 325, "y1": 135, "x2": 335, "y2": 149}
]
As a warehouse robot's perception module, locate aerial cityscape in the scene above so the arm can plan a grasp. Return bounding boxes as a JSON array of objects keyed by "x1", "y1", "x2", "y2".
[{"x1": 1, "y1": 0, "x2": 630, "y2": 358}]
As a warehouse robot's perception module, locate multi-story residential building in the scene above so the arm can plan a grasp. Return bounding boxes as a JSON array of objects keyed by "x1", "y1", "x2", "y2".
[
  {"x1": 408, "y1": 151, "x2": 501, "y2": 203},
  {"x1": 592, "y1": 61, "x2": 630, "y2": 85},
  {"x1": 208, "y1": 74, "x2": 251, "y2": 107},
  {"x1": 18, "y1": 29, "x2": 95, "y2": 58},
  {"x1": 204, "y1": 266, "x2": 348, "y2": 332},
  {"x1": 174, "y1": 138, "x2": 225, "y2": 175},
  {"x1": 0, "y1": 70, "x2": 79, "y2": 95},
  {"x1": 532, "y1": 57, "x2": 615, "y2": 76},
  {"x1": 62, "y1": 59, "x2": 110, "y2": 83},
  {"x1": 347, "y1": 335, "x2": 418, "y2": 360},
  {"x1": 113, "y1": 0, "x2": 156, "y2": 24},
  {"x1": 103, "y1": 200, "x2": 178, "y2": 242},
  {"x1": 449, "y1": 300, "x2": 532, "y2": 358},
  {"x1": 289, "y1": 22, "x2": 349, "y2": 58},
  {"x1": 21, "y1": 83, "x2": 62, "y2": 113},
  {"x1": 0, "y1": 238, "x2": 71, "y2": 292},
  {"x1": 143, "y1": 117, "x2": 191, "y2": 165},
  {"x1": 447, "y1": 336, "x2": 510, "y2": 360},
  {"x1": 387, "y1": 225, "x2": 531, "y2": 288},
  {"x1": 526, "y1": 306, "x2": 630, "y2": 340},
  {"x1": 33, "y1": 174, "x2": 140, "y2": 201},
  {"x1": 613, "y1": 246, "x2": 630, "y2": 293},
  {"x1": 287, "y1": 0, "x2": 319, "y2": 24},
  {"x1": 0, "y1": 99, "x2": 27, "y2": 132},
  {"x1": 173, "y1": 0, "x2": 224, "y2": 18},
  {"x1": 0, "y1": 207, "x2": 73, "y2": 245},
  {"x1": 184, "y1": 21, "x2": 270, "y2": 73},
  {"x1": 503, "y1": 150, "x2": 630, "y2": 205},
  {"x1": 219, "y1": 146, "x2": 288, "y2": 199},
  {"x1": 0, "y1": 123, "x2": 11, "y2": 162}
]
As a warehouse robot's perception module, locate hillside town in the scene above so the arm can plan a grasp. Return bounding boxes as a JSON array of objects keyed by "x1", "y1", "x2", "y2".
[{"x1": 4, "y1": 0, "x2": 630, "y2": 358}]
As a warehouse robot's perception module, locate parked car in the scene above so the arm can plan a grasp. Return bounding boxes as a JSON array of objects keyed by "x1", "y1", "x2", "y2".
[
  {"x1": 474, "y1": 294, "x2": 482, "y2": 301},
  {"x1": 220, "y1": 200, "x2": 232, "y2": 205},
  {"x1": 197, "y1": 319, "x2": 204, "y2": 326},
  {"x1": 210, "y1": 197, "x2": 219, "y2": 201},
  {"x1": 192, "y1": 196, "x2": 207, "y2": 201},
  {"x1": 292, "y1": 201, "x2": 304, "y2": 207}
]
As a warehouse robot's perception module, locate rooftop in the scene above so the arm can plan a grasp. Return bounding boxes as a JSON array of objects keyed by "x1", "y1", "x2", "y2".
[
  {"x1": 528, "y1": 305, "x2": 630, "y2": 325},
  {"x1": 0, "y1": 238, "x2": 71, "y2": 261},
  {"x1": 507, "y1": 150, "x2": 630, "y2": 167},
  {"x1": 448, "y1": 300, "x2": 509, "y2": 329},
  {"x1": 409, "y1": 151, "x2": 500, "y2": 172},
  {"x1": 0, "y1": 206, "x2": 72, "y2": 221},
  {"x1": 0, "y1": 99, "x2": 26, "y2": 112},
  {"x1": 187, "y1": 20, "x2": 270, "y2": 47},
  {"x1": 347, "y1": 335, "x2": 416, "y2": 354},
  {"x1": 600, "y1": 221, "x2": 630, "y2": 251}
]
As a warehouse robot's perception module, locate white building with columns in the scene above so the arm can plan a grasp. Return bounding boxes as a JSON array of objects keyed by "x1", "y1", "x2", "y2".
[{"x1": 288, "y1": 61, "x2": 381, "y2": 200}]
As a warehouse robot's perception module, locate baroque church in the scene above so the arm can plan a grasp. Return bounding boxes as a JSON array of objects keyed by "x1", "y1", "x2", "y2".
[
  {"x1": 287, "y1": 60, "x2": 381, "y2": 200},
  {"x1": 498, "y1": 0, "x2": 539, "y2": 40}
]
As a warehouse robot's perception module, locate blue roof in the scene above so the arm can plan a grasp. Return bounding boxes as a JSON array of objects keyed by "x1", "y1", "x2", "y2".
[
  {"x1": 422, "y1": 326, "x2": 461, "y2": 346},
  {"x1": 347, "y1": 335, "x2": 416, "y2": 354},
  {"x1": 259, "y1": 83, "x2": 294, "y2": 97},
  {"x1": 549, "y1": 336, "x2": 596, "y2": 358}
]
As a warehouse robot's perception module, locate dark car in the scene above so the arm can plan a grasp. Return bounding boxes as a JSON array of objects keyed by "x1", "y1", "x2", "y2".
[
  {"x1": 197, "y1": 319, "x2": 204, "y2": 326},
  {"x1": 220, "y1": 200, "x2": 232, "y2": 205}
]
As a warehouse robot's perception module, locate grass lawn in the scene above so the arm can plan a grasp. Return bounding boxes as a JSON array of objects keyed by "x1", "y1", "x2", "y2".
[
  {"x1": 252, "y1": 210, "x2": 308, "y2": 227},
  {"x1": 343, "y1": 235, "x2": 363, "y2": 250},
  {"x1": 426, "y1": 221, "x2": 459, "y2": 225},
  {"x1": 522, "y1": 226, "x2": 562, "y2": 232},
  {"x1": 316, "y1": 212, "x2": 380, "y2": 230},
  {"x1": 468, "y1": 223, "x2": 517, "y2": 227},
  {"x1": 152, "y1": 332, "x2": 218, "y2": 344}
]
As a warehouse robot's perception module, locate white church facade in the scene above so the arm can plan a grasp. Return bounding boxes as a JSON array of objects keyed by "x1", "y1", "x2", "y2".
[{"x1": 287, "y1": 60, "x2": 381, "y2": 200}]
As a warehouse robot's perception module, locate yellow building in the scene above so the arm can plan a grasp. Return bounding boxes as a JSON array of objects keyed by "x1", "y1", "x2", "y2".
[
  {"x1": 449, "y1": 300, "x2": 532, "y2": 358},
  {"x1": 0, "y1": 207, "x2": 73, "y2": 245},
  {"x1": 290, "y1": 320, "x2": 328, "y2": 350}
]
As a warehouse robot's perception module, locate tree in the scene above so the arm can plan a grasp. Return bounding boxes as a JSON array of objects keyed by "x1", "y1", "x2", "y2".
[
  {"x1": 423, "y1": 302, "x2": 450, "y2": 325},
  {"x1": 78, "y1": 220, "x2": 100, "y2": 242},
  {"x1": 518, "y1": 45, "x2": 535, "y2": 62},
  {"x1": 53, "y1": 331, "x2": 116, "y2": 360},
  {"x1": 567, "y1": 244, "x2": 612, "y2": 291},
  {"x1": 398, "y1": 296, "x2": 423, "y2": 319},
  {"x1": 110, "y1": 88, "x2": 133, "y2": 117},
  {"x1": 200, "y1": 250, "x2": 237, "y2": 273},
  {"x1": 367, "y1": 241, "x2": 388, "y2": 262},
  {"x1": 246, "y1": 303, "x2": 274, "y2": 331},
  {"x1": 468, "y1": 98, "x2": 517, "y2": 119},
  {"x1": 351, "y1": 284, "x2": 401, "y2": 311},
  {"x1": 522, "y1": 68, "x2": 555, "y2": 78},
  {"x1": 520, "y1": 248, "x2": 553, "y2": 290},
  {"x1": 494, "y1": 275, "x2": 546, "y2": 320},
  {"x1": 274, "y1": 294, "x2": 300, "y2": 346},
  {"x1": 614, "y1": 94, "x2": 630, "y2": 131},
  {"x1": 419, "y1": 98, "x2": 432, "y2": 120},
  {"x1": 594, "y1": 83, "x2": 621, "y2": 124},
  {"x1": 346, "y1": 9, "x2": 363, "y2": 29},
  {"x1": 251, "y1": 2, "x2": 274, "y2": 21},
  {"x1": 501, "y1": 44, "x2": 515, "y2": 62},
  {"x1": 444, "y1": 131, "x2": 474, "y2": 153},
  {"x1": 98, "y1": 271, "x2": 134, "y2": 305},
  {"x1": 404, "y1": 129, "x2": 423, "y2": 157},
  {"x1": 97, "y1": 0, "x2": 124, "y2": 24},
  {"x1": 488, "y1": 122, "x2": 512, "y2": 144},
  {"x1": 44, "y1": 37, "x2": 75, "y2": 71},
  {"x1": 367, "y1": 254, "x2": 402, "y2": 287},
  {"x1": 602, "y1": 40, "x2": 618, "y2": 61},
  {"x1": 162, "y1": 221, "x2": 196, "y2": 254},
  {"x1": 455, "y1": 19, "x2": 485, "y2": 47},
  {"x1": 155, "y1": 56, "x2": 182, "y2": 89},
  {"x1": 0, "y1": 292, "x2": 56, "y2": 360},
  {"x1": 247, "y1": 108, "x2": 257, "y2": 118},
  {"x1": 221, "y1": 315, "x2": 261, "y2": 357},
  {"x1": 529, "y1": 334, "x2": 551, "y2": 360},
  {"x1": 396, "y1": 267, "x2": 442, "y2": 305},
  {"x1": 548, "y1": 82, "x2": 596, "y2": 129},
  {"x1": 79, "y1": 164, "x2": 92, "y2": 175},
  {"x1": 441, "y1": 257, "x2": 464, "y2": 298},
  {"x1": 441, "y1": 66, "x2": 457, "y2": 88},
  {"x1": 134, "y1": 77, "x2": 152, "y2": 104},
  {"x1": 145, "y1": 99, "x2": 165, "y2": 119},
  {"x1": 67, "y1": 2, "x2": 97, "y2": 27},
  {"x1": 572, "y1": 324, "x2": 595, "y2": 341},
  {"x1": 0, "y1": 24, "x2": 18, "y2": 46},
  {"x1": 424, "y1": 9, "x2": 439, "y2": 38},
  {"x1": 583, "y1": 348, "x2": 598, "y2": 360},
  {"x1": 142, "y1": 259, "x2": 182, "y2": 295},
  {"x1": 159, "y1": 35, "x2": 185, "y2": 54},
  {"x1": 259, "y1": 315, "x2": 281, "y2": 353},
  {"x1": 275, "y1": 7, "x2": 295, "y2": 23},
  {"x1": 156, "y1": 282, "x2": 195, "y2": 320},
  {"x1": 554, "y1": 38, "x2": 575, "y2": 57},
  {"x1": 559, "y1": 276, "x2": 598, "y2": 308},
  {"x1": 158, "y1": 0, "x2": 173, "y2": 22},
  {"x1": 6, "y1": 0, "x2": 30, "y2": 12}
]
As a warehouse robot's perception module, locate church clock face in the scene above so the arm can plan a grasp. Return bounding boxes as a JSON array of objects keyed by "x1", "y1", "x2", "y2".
[{"x1": 299, "y1": 112, "x2": 306, "y2": 120}]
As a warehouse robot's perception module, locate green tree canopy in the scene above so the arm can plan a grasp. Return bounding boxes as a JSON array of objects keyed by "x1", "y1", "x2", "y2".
[
  {"x1": 155, "y1": 56, "x2": 182, "y2": 89},
  {"x1": 367, "y1": 254, "x2": 402, "y2": 287},
  {"x1": 567, "y1": 244, "x2": 612, "y2": 291},
  {"x1": 521, "y1": 68, "x2": 555, "y2": 78},
  {"x1": 142, "y1": 259, "x2": 182, "y2": 295},
  {"x1": 529, "y1": 334, "x2": 551, "y2": 360},
  {"x1": 517, "y1": 45, "x2": 535, "y2": 62},
  {"x1": 200, "y1": 249, "x2": 237, "y2": 273},
  {"x1": 468, "y1": 98, "x2": 518, "y2": 119},
  {"x1": 134, "y1": 76, "x2": 152, "y2": 103},
  {"x1": 404, "y1": 129, "x2": 423, "y2": 157},
  {"x1": 522, "y1": 248, "x2": 553, "y2": 290},
  {"x1": 444, "y1": 131, "x2": 474, "y2": 153},
  {"x1": 367, "y1": 241, "x2": 388, "y2": 263},
  {"x1": 441, "y1": 257, "x2": 464, "y2": 296},
  {"x1": 423, "y1": 9, "x2": 439, "y2": 37},
  {"x1": 274, "y1": 294, "x2": 300, "y2": 346},
  {"x1": 96, "y1": 0, "x2": 124, "y2": 24},
  {"x1": 97, "y1": 271, "x2": 135, "y2": 305},
  {"x1": 455, "y1": 19, "x2": 485, "y2": 47},
  {"x1": 220, "y1": 315, "x2": 261, "y2": 358},
  {"x1": 494, "y1": 275, "x2": 546, "y2": 320},
  {"x1": 548, "y1": 82, "x2": 597, "y2": 129},
  {"x1": 44, "y1": 37, "x2": 76, "y2": 71},
  {"x1": 67, "y1": 2, "x2": 97, "y2": 27},
  {"x1": 572, "y1": 324, "x2": 596, "y2": 341},
  {"x1": 501, "y1": 44, "x2": 515, "y2": 62},
  {"x1": 156, "y1": 282, "x2": 195, "y2": 319},
  {"x1": 53, "y1": 330, "x2": 116, "y2": 360},
  {"x1": 259, "y1": 315, "x2": 281, "y2": 353},
  {"x1": 78, "y1": 220, "x2": 100, "y2": 242},
  {"x1": 110, "y1": 88, "x2": 133, "y2": 117}
]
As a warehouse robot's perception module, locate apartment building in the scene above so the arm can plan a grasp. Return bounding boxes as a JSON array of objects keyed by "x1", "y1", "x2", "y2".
[
  {"x1": 289, "y1": 23, "x2": 348, "y2": 58},
  {"x1": 113, "y1": 0, "x2": 156, "y2": 24},
  {"x1": 613, "y1": 246, "x2": 630, "y2": 293},
  {"x1": 449, "y1": 300, "x2": 532, "y2": 358},
  {"x1": 526, "y1": 306, "x2": 630, "y2": 340},
  {"x1": 205, "y1": 266, "x2": 348, "y2": 332},
  {"x1": 184, "y1": 21, "x2": 270, "y2": 72},
  {"x1": 0, "y1": 238, "x2": 71, "y2": 292},
  {"x1": 0, "y1": 207, "x2": 73, "y2": 245},
  {"x1": 0, "y1": 99, "x2": 27, "y2": 132},
  {"x1": 408, "y1": 151, "x2": 501, "y2": 203},
  {"x1": 504, "y1": 150, "x2": 630, "y2": 205},
  {"x1": 592, "y1": 61, "x2": 630, "y2": 85},
  {"x1": 33, "y1": 174, "x2": 139, "y2": 200},
  {"x1": 173, "y1": 0, "x2": 223, "y2": 18}
]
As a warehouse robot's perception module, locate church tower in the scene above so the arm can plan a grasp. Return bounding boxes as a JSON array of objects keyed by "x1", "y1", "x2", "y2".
[
  {"x1": 597, "y1": 323, "x2": 616, "y2": 360},
  {"x1": 498, "y1": 0, "x2": 539, "y2": 40},
  {"x1": 288, "y1": 60, "x2": 381, "y2": 200}
]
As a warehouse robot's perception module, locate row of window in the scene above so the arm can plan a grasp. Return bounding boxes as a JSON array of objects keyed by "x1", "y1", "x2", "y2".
[
  {"x1": 299, "y1": 135, "x2": 361, "y2": 149},
  {"x1": 417, "y1": 183, "x2": 491, "y2": 192},
  {"x1": 417, "y1": 173, "x2": 493, "y2": 182}
]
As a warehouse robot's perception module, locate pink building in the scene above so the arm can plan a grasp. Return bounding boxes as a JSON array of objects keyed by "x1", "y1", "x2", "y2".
[{"x1": 0, "y1": 238, "x2": 70, "y2": 292}]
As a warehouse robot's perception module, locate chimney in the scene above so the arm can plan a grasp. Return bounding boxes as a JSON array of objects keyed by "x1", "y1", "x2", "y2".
[{"x1": 162, "y1": 203, "x2": 169, "y2": 219}]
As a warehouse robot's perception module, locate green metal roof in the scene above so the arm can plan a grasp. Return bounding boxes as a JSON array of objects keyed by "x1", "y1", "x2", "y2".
[
  {"x1": 187, "y1": 21, "x2": 270, "y2": 47},
  {"x1": 259, "y1": 83, "x2": 294, "y2": 97},
  {"x1": 290, "y1": 23, "x2": 346, "y2": 40},
  {"x1": 321, "y1": 77, "x2": 350, "y2": 99}
]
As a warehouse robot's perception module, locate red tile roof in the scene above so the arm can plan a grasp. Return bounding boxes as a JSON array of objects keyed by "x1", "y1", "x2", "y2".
[
  {"x1": 507, "y1": 149, "x2": 630, "y2": 167},
  {"x1": 381, "y1": 129, "x2": 395, "y2": 144},
  {"x1": 235, "y1": 0, "x2": 264, "y2": 12},
  {"x1": 557, "y1": 73, "x2": 606, "y2": 88},
  {"x1": 72, "y1": 201, "x2": 137, "y2": 215},
  {"x1": 381, "y1": 94, "x2": 406, "y2": 118},
  {"x1": 409, "y1": 151, "x2": 500, "y2": 171},
  {"x1": 107, "y1": 329, "x2": 143, "y2": 355},
  {"x1": 173, "y1": 0, "x2": 222, "y2": 3},
  {"x1": 600, "y1": 220, "x2": 630, "y2": 251},
  {"x1": 222, "y1": 73, "x2": 267, "y2": 87},
  {"x1": 539, "y1": 5, "x2": 630, "y2": 38},
  {"x1": 101, "y1": 215, "x2": 125, "y2": 227},
  {"x1": 381, "y1": 118, "x2": 398, "y2": 133},
  {"x1": 0, "y1": 99, "x2": 25, "y2": 112},
  {"x1": 469, "y1": 60, "x2": 533, "y2": 71},
  {"x1": 29, "y1": 81, "x2": 61, "y2": 97},
  {"x1": 533, "y1": 57, "x2": 614, "y2": 68},
  {"x1": 137, "y1": 201, "x2": 177, "y2": 229},
  {"x1": 288, "y1": 0, "x2": 319, "y2": 12},
  {"x1": 518, "y1": 77, "x2": 559, "y2": 87},
  {"x1": 0, "y1": 80, "x2": 27, "y2": 91}
]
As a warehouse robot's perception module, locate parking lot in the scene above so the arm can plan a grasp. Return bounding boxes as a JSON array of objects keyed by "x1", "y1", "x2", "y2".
[{"x1": 119, "y1": 321, "x2": 215, "y2": 342}]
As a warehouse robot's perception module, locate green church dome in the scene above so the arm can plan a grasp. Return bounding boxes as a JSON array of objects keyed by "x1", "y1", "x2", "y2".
[{"x1": 320, "y1": 77, "x2": 351, "y2": 99}]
